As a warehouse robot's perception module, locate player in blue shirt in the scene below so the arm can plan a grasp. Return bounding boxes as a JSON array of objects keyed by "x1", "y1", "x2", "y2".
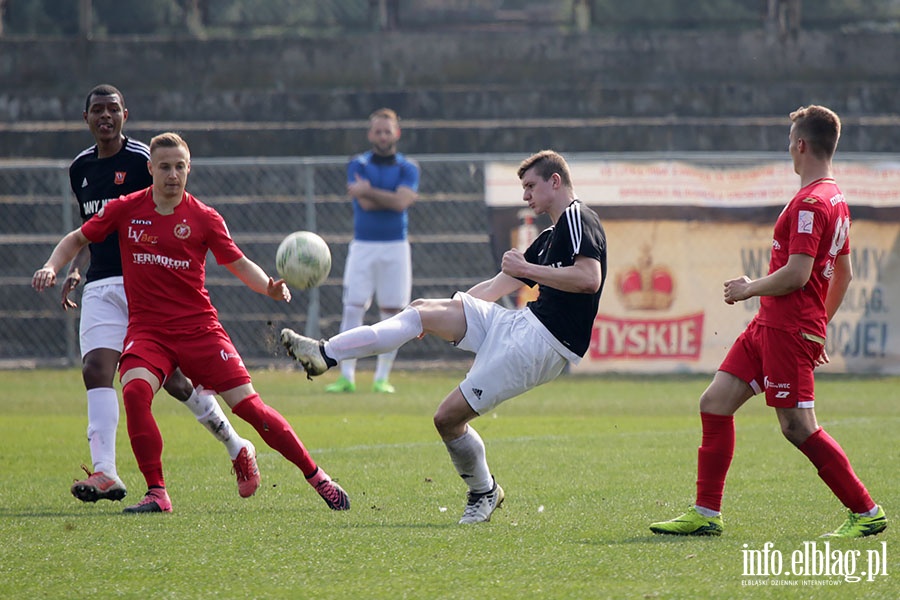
[{"x1": 326, "y1": 108, "x2": 420, "y2": 394}]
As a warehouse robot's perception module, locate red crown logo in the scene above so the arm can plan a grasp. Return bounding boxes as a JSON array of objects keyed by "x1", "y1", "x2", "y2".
[{"x1": 616, "y1": 246, "x2": 675, "y2": 310}]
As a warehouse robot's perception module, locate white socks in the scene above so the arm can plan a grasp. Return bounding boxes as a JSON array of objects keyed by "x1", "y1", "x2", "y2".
[
  {"x1": 444, "y1": 426, "x2": 493, "y2": 494},
  {"x1": 694, "y1": 505, "x2": 721, "y2": 518},
  {"x1": 862, "y1": 505, "x2": 880, "y2": 518},
  {"x1": 374, "y1": 310, "x2": 399, "y2": 381},
  {"x1": 374, "y1": 350, "x2": 398, "y2": 382},
  {"x1": 337, "y1": 304, "x2": 366, "y2": 382},
  {"x1": 86, "y1": 387, "x2": 120, "y2": 477},
  {"x1": 181, "y1": 388, "x2": 245, "y2": 460},
  {"x1": 325, "y1": 307, "x2": 422, "y2": 363}
]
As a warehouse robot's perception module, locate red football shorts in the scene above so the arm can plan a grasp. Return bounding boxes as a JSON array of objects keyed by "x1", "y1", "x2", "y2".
[
  {"x1": 119, "y1": 321, "x2": 251, "y2": 393},
  {"x1": 719, "y1": 319, "x2": 821, "y2": 408}
]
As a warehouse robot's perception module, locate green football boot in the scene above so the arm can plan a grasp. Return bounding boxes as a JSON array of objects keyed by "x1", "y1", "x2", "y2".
[
  {"x1": 324, "y1": 376, "x2": 356, "y2": 393},
  {"x1": 372, "y1": 379, "x2": 396, "y2": 394},
  {"x1": 821, "y1": 506, "x2": 887, "y2": 538},
  {"x1": 650, "y1": 507, "x2": 724, "y2": 536}
]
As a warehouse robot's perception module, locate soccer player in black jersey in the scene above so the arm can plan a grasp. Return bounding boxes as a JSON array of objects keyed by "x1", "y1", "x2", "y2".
[
  {"x1": 282, "y1": 149, "x2": 607, "y2": 523},
  {"x1": 60, "y1": 85, "x2": 260, "y2": 503}
]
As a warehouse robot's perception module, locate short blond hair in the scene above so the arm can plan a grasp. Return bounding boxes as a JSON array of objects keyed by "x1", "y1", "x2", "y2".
[
  {"x1": 369, "y1": 107, "x2": 399, "y2": 123},
  {"x1": 149, "y1": 132, "x2": 190, "y2": 156}
]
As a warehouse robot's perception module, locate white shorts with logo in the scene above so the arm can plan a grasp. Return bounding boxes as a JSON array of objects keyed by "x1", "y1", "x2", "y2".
[
  {"x1": 79, "y1": 277, "x2": 128, "y2": 357},
  {"x1": 343, "y1": 240, "x2": 411, "y2": 309},
  {"x1": 455, "y1": 292, "x2": 571, "y2": 415}
]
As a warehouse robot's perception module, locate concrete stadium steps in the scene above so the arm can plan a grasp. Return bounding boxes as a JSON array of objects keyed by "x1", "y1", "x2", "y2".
[
  {"x1": 4, "y1": 82, "x2": 898, "y2": 123},
  {"x1": 6, "y1": 115, "x2": 900, "y2": 159},
  {"x1": 3, "y1": 30, "x2": 897, "y2": 159}
]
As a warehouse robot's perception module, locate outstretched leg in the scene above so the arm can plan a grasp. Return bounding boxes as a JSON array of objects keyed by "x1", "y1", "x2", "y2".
[
  {"x1": 282, "y1": 299, "x2": 467, "y2": 378},
  {"x1": 281, "y1": 306, "x2": 423, "y2": 378}
]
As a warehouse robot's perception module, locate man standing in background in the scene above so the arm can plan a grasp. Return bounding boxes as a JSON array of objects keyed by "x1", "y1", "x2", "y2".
[{"x1": 326, "y1": 108, "x2": 420, "y2": 394}]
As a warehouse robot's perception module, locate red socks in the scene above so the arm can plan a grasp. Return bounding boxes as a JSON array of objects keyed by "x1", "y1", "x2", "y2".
[
  {"x1": 122, "y1": 378, "x2": 165, "y2": 489},
  {"x1": 695, "y1": 412, "x2": 735, "y2": 513},
  {"x1": 232, "y1": 394, "x2": 318, "y2": 477},
  {"x1": 799, "y1": 428, "x2": 875, "y2": 514},
  {"x1": 694, "y1": 415, "x2": 875, "y2": 515},
  {"x1": 122, "y1": 385, "x2": 321, "y2": 489}
]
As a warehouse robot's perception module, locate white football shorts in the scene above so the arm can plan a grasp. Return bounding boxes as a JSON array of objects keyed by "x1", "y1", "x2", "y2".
[
  {"x1": 79, "y1": 277, "x2": 128, "y2": 357},
  {"x1": 342, "y1": 240, "x2": 412, "y2": 309},
  {"x1": 455, "y1": 292, "x2": 570, "y2": 415}
]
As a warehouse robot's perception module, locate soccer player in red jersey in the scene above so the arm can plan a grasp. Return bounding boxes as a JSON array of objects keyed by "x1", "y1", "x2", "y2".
[
  {"x1": 64, "y1": 84, "x2": 254, "y2": 504},
  {"x1": 650, "y1": 106, "x2": 886, "y2": 538},
  {"x1": 33, "y1": 132, "x2": 349, "y2": 513}
]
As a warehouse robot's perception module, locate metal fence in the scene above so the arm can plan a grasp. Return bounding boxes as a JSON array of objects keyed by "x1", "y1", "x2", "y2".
[
  {"x1": 5, "y1": 152, "x2": 899, "y2": 372},
  {"x1": 1, "y1": 154, "x2": 497, "y2": 369}
]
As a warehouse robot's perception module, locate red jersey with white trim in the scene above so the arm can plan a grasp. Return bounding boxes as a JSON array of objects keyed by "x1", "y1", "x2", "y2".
[
  {"x1": 757, "y1": 177, "x2": 850, "y2": 339},
  {"x1": 81, "y1": 187, "x2": 243, "y2": 331}
]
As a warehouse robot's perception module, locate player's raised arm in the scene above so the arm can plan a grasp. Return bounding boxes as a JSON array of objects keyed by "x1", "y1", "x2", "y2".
[
  {"x1": 503, "y1": 249, "x2": 602, "y2": 294},
  {"x1": 224, "y1": 255, "x2": 291, "y2": 302},
  {"x1": 59, "y1": 244, "x2": 91, "y2": 310},
  {"x1": 466, "y1": 271, "x2": 524, "y2": 303},
  {"x1": 32, "y1": 229, "x2": 91, "y2": 292}
]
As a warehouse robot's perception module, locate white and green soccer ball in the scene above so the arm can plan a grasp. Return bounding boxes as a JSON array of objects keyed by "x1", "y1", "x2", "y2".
[{"x1": 275, "y1": 231, "x2": 332, "y2": 290}]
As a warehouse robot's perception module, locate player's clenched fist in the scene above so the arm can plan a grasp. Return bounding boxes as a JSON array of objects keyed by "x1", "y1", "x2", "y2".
[
  {"x1": 32, "y1": 266, "x2": 57, "y2": 292},
  {"x1": 723, "y1": 276, "x2": 752, "y2": 305},
  {"x1": 501, "y1": 248, "x2": 529, "y2": 279}
]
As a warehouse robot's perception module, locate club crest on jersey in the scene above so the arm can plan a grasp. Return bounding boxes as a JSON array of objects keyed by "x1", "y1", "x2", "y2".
[
  {"x1": 114, "y1": 171, "x2": 126, "y2": 185},
  {"x1": 174, "y1": 222, "x2": 191, "y2": 240}
]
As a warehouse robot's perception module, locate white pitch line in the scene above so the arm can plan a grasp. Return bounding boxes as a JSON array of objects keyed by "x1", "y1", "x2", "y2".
[{"x1": 254, "y1": 415, "x2": 895, "y2": 458}]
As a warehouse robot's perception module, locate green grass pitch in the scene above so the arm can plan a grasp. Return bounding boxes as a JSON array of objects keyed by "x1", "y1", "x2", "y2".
[{"x1": 0, "y1": 368, "x2": 896, "y2": 599}]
